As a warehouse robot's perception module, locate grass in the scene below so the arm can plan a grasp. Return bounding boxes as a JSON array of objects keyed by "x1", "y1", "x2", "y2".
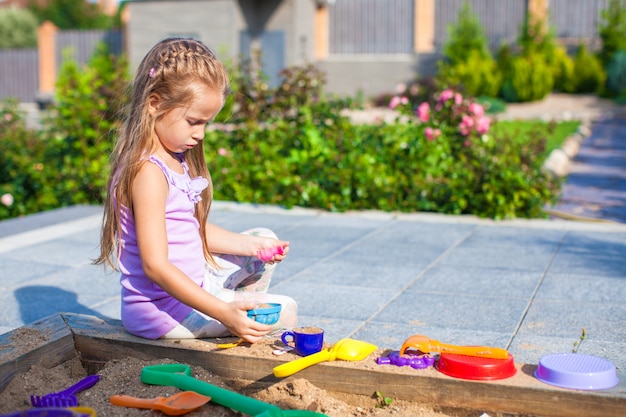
[{"x1": 491, "y1": 119, "x2": 581, "y2": 154}]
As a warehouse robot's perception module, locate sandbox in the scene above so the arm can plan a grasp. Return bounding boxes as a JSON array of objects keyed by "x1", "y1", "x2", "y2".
[{"x1": 0, "y1": 313, "x2": 623, "y2": 416}]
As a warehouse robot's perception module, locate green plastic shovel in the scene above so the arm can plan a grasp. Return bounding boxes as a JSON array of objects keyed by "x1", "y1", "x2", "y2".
[{"x1": 141, "y1": 364, "x2": 328, "y2": 417}]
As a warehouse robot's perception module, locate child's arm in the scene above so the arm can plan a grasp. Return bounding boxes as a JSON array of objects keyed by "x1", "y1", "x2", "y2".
[
  {"x1": 131, "y1": 163, "x2": 270, "y2": 342},
  {"x1": 205, "y1": 222, "x2": 290, "y2": 262}
]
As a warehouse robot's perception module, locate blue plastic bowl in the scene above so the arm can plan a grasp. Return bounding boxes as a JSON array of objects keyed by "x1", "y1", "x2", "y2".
[{"x1": 247, "y1": 303, "x2": 282, "y2": 325}]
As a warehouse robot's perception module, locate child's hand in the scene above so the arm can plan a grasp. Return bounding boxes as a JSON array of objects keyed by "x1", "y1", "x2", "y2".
[
  {"x1": 257, "y1": 245, "x2": 284, "y2": 262},
  {"x1": 221, "y1": 300, "x2": 272, "y2": 343},
  {"x1": 255, "y1": 239, "x2": 289, "y2": 264}
]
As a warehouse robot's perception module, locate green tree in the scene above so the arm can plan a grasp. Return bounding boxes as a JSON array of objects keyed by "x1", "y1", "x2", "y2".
[
  {"x1": 28, "y1": 0, "x2": 112, "y2": 29},
  {"x1": 598, "y1": 0, "x2": 626, "y2": 67},
  {"x1": 437, "y1": 2, "x2": 502, "y2": 97},
  {"x1": 0, "y1": 7, "x2": 38, "y2": 49},
  {"x1": 443, "y1": 2, "x2": 491, "y2": 64}
]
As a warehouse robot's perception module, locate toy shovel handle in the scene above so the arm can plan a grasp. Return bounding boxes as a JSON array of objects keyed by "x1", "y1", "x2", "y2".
[
  {"x1": 58, "y1": 375, "x2": 100, "y2": 396},
  {"x1": 109, "y1": 395, "x2": 157, "y2": 409},
  {"x1": 141, "y1": 364, "x2": 281, "y2": 416},
  {"x1": 273, "y1": 349, "x2": 334, "y2": 378},
  {"x1": 438, "y1": 343, "x2": 509, "y2": 359},
  {"x1": 141, "y1": 364, "x2": 329, "y2": 417}
]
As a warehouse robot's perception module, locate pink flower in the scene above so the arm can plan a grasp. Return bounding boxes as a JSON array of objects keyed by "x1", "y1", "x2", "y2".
[
  {"x1": 425, "y1": 127, "x2": 435, "y2": 141},
  {"x1": 439, "y1": 89, "x2": 454, "y2": 103},
  {"x1": 476, "y1": 116, "x2": 491, "y2": 134},
  {"x1": 459, "y1": 115, "x2": 475, "y2": 136},
  {"x1": 389, "y1": 95, "x2": 408, "y2": 110},
  {"x1": 424, "y1": 127, "x2": 441, "y2": 141},
  {"x1": 469, "y1": 102, "x2": 485, "y2": 117},
  {"x1": 1, "y1": 193, "x2": 14, "y2": 207},
  {"x1": 218, "y1": 147, "x2": 228, "y2": 156},
  {"x1": 416, "y1": 102, "x2": 430, "y2": 122},
  {"x1": 454, "y1": 93, "x2": 463, "y2": 105}
]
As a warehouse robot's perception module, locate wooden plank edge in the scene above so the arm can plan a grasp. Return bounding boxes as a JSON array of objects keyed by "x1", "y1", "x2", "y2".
[
  {"x1": 64, "y1": 313, "x2": 626, "y2": 417},
  {"x1": 0, "y1": 314, "x2": 77, "y2": 393}
]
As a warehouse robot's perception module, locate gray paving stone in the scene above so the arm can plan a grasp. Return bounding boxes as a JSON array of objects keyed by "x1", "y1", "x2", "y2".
[
  {"x1": 412, "y1": 264, "x2": 542, "y2": 298},
  {"x1": 0, "y1": 257, "x2": 67, "y2": 286},
  {"x1": 516, "y1": 299, "x2": 626, "y2": 341},
  {"x1": 288, "y1": 259, "x2": 421, "y2": 290},
  {"x1": 440, "y1": 244, "x2": 557, "y2": 271},
  {"x1": 0, "y1": 196, "x2": 625, "y2": 372},
  {"x1": 537, "y1": 272, "x2": 626, "y2": 302}
]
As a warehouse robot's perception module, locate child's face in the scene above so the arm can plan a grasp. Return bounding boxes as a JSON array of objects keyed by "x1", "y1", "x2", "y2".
[{"x1": 152, "y1": 83, "x2": 223, "y2": 154}]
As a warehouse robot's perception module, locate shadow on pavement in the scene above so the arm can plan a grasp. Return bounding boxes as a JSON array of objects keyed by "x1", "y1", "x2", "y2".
[{"x1": 14, "y1": 285, "x2": 111, "y2": 325}]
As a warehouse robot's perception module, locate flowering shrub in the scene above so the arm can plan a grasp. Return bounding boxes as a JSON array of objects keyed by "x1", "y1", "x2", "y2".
[
  {"x1": 205, "y1": 86, "x2": 559, "y2": 219},
  {"x1": 391, "y1": 88, "x2": 491, "y2": 151},
  {"x1": 383, "y1": 88, "x2": 559, "y2": 218},
  {"x1": 389, "y1": 89, "x2": 491, "y2": 136},
  {"x1": 0, "y1": 104, "x2": 46, "y2": 221},
  {"x1": 1, "y1": 55, "x2": 560, "y2": 221}
]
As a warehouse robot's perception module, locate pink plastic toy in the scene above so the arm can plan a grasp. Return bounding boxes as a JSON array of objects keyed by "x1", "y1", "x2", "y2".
[{"x1": 257, "y1": 246, "x2": 284, "y2": 262}]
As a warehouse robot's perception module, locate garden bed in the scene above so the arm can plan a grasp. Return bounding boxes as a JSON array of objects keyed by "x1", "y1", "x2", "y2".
[{"x1": 0, "y1": 313, "x2": 623, "y2": 416}]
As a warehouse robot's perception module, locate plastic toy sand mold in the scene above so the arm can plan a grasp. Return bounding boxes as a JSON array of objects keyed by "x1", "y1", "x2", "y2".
[
  {"x1": 535, "y1": 353, "x2": 619, "y2": 390},
  {"x1": 217, "y1": 303, "x2": 282, "y2": 349},
  {"x1": 247, "y1": 303, "x2": 281, "y2": 325},
  {"x1": 437, "y1": 353, "x2": 517, "y2": 380}
]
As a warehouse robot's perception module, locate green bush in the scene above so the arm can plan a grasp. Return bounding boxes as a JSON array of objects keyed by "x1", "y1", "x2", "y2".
[
  {"x1": 442, "y1": 2, "x2": 490, "y2": 64},
  {"x1": 549, "y1": 45, "x2": 576, "y2": 93},
  {"x1": 437, "y1": 2, "x2": 502, "y2": 98},
  {"x1": 438, "y1": 50, "x2": 502, "y2": 98},
  {"x1": 573, "y1": 43, "x2": 606, "y2": 94},
  {"x1": 0, "y1": 43, "x2": 128, "y2": 221},
  {"x1": 28, "y1": 0, "x2": 113, "y2": 29},
  {"x1": 598, "y1": 0, "x2": 626, "y2": 67},
  {"x1": 497, "y1": 9, "x2": 559, "y2": 103},
  {"x1": 1, "y1": 43, "x2": 560, "y2": 222},
  {"x1": 39, "y1": 43, "x2": 128, "y2": 206},
  {"x1": 605, "y1": 49, "x2": 626, "y2": 96},
  {"x1": 0, "y1": 99, "x2": 48, "y2": 218},
  {"x1": 0, "y1": 7, "x2": 38, "y2": 49},
  {"x1": 206, "y1": 89, "x2": 559, "y2": 219},
  {"x1": 500, "y1": 53, "x2": 554, "y2": 102}
]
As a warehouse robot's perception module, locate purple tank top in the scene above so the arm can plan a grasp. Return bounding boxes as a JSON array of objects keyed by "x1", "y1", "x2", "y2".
[{"x1": 118, "y1": 154, "x2": 209, "y2": 339}]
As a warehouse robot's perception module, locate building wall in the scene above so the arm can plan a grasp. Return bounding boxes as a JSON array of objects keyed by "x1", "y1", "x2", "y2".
[
  {"x1": 319, "y1": 57, "x2": 418, "y2": 98},
  {"x1": 126, "y1": 0, "x2": 241, "y2": 71},
  {"x1": 125, "y1": 0, "x2": 316, "y2": 73}
]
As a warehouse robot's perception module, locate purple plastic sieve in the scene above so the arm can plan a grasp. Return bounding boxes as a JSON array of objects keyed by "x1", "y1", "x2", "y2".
[{"x1": 534, "y1": 353, "x2": 619, "y2": 390}]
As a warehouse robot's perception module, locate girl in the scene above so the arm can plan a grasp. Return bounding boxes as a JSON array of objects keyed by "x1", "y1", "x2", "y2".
[{"x1": 95, "y1": 38, "x2": 297, "y2": 342}]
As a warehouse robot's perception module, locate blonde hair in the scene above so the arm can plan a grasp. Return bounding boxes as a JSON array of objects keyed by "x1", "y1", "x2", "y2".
[{"x1": 95, "y1": 38, "x2": 230, "y2": 270}]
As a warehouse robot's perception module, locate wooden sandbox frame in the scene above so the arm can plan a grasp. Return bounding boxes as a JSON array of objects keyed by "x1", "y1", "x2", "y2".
[{"x1": 0, "y1": 313, "x2": 624, "y2": 417}]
